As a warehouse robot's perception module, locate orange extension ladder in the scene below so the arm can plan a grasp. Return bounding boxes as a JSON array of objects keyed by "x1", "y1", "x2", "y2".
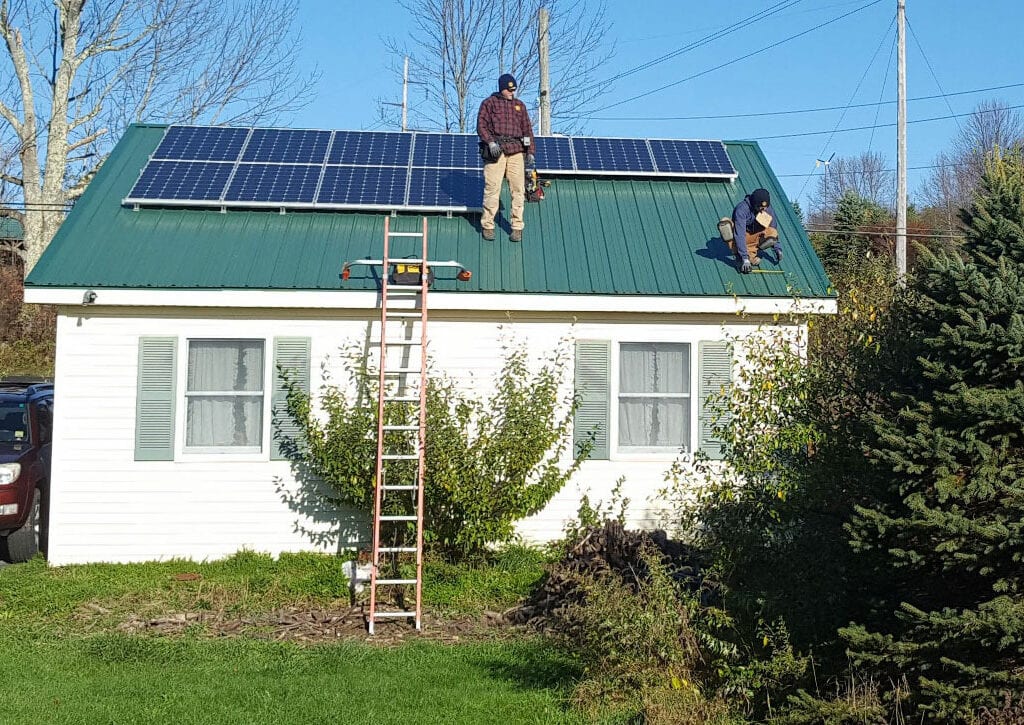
[{"x1": 341, "y1": 217, "x2": 469, "y2": 634}]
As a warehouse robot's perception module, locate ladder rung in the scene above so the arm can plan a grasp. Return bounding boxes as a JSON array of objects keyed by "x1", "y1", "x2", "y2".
[
  {"x1": 386, "y1": 233, "x2": 424, "y2": 238},
  {"x1": 385, "y1": 395, "x2": 420, "y2": 402},
  {"x1": 382, "y1": 425, "x2": 419, "y2": 431},
  {"x1": 381, "y1": 340, "x2": 422, "y2": 346},
  {"x1": 379, "y1": 546, "x2": 418, "y2": 553},
  {"x1": 387, "y1": 311, "x2": 423, "y2": 318},
  {"x1": 382, "y1": 367, "x2": 421, "y2": 374},
  {"x1": 375, "y1": 578, "x2": 418, "y2": 585},
  {"x1": 380, "y1": 515, "x2": 418, "y2": 521},
  {"x1": 382, "y1": 454, "x2": 419, "y2": 460},
  {"x1": 382, "y1": 484, "x2": 418, "y2": 491},
  {"x1": 373, "y1": 610, "x2": 417, "y2": 618}
]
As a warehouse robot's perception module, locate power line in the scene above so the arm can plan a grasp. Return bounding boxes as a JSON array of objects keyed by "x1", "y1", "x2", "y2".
[
  {"x1": 906, "y1": 16, "x2": 962, "y2": 137},
  {"x1": 577, "y1": 0, "x2": 802, "y2": 95},
  {"x1": 804, "y1": 226, "x2": 966, "y2": 241},
  {"x1": 796, "y1": 14, "x2": 895, "y2": 213},
  {"x1": 777, "y1": 159, "x2": 973, "y2": 178},
  {"x1": 578, "y1": 0, "x2": 884, "y2": 115},
  {"x1": 574, "y1": 81, "x2": 1024, "y2": 122},
  {"x1": 753, "y1": 102, "x2": 1024, "y2": 140}
]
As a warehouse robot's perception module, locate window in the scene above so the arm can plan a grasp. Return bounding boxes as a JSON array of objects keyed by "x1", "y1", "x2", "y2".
[
  {"x1": 617, "y1": 342, "x2": 690, "y2": 450},
  {"x1": 185, "y1": 339, "x2": 265, "y2": 452}
]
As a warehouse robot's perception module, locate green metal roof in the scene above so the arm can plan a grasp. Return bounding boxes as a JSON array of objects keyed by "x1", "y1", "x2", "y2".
[{"x1": 27, "y1": 124, "x2": 833, "y2": 299}]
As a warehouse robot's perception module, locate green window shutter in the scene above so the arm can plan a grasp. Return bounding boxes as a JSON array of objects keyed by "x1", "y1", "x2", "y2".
[
  {"x1": 698, "y1": 340, "x2": 733, "y2": 461},
  {"x1": 574, "y1": 340, "x2": 610, "y2": 460},
  {"x1": 271, "y1": 337, "x2": 311, "y2": 460},
  {"x1": 135, "y1": 337, "x2": 177, "y2": 461}
]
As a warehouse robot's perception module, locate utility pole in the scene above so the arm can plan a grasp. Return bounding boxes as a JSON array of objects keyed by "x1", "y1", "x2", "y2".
[
  {"x1": 402, "y1": 56, "x2": 409, "y2": 132},
  {"x1": 538, "y1": 8, "x2": 552, "y2": 136},
  {"x1": 896, "y1": 0, "x2": 907, "y2": 285}
]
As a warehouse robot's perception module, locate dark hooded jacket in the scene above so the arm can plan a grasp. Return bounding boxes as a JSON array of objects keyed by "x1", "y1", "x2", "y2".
[{"x1": 731, "y1": 193, "x2": 782, "y2": 260}]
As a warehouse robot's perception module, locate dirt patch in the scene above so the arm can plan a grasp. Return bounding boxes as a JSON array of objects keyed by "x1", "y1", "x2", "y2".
[{"x1": 108, "y1": 605, "x2": 513, "y2": 645}]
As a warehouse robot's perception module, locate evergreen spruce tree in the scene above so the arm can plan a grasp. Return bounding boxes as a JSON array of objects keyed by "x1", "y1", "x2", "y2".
[{"x1": 842, "y1": 149, "x2": 1024, "y2": 720}]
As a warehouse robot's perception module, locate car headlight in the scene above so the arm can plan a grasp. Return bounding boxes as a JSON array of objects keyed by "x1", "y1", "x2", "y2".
[{"x1": 0, "y1": 463, "x2": 21, "y2": 485}]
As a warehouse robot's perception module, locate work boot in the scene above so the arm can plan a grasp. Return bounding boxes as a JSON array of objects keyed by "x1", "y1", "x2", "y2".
[
  {"x1": 482, "y1": 227, "x2": 495, "y2": 241},
  {"x1": 510, "y1": 228, "x2": 522, "y2": 243}
]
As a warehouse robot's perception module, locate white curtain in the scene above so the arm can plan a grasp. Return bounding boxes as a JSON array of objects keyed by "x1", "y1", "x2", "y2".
[
  {"x1": 186, "y1": 340, "x2": 264, "y2": 448},
  {"x1": 618, "y1": 343, "x2": 690, "y2": 448}
]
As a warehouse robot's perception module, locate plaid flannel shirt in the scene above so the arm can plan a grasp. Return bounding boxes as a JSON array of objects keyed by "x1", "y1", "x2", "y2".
[{"x1": 476, "y1": 93, "x2": 535, "y2": 156}]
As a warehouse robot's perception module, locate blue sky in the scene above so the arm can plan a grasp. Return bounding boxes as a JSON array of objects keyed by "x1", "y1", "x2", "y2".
[{"x1": 293, "y1": 1, "x2": 1024, "y2": 213}]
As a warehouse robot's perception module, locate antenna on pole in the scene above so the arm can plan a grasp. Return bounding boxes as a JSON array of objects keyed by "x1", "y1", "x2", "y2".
[
  {"x1": 815, "y1": 152, "x2": 835, "y2": 217},
  {"x1": 896, "y1": 0, "x2": 908, "y2": 285}
]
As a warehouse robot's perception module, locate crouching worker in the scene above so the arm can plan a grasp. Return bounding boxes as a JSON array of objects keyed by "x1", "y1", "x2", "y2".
[{"x1": 721, "y1": 188, "x2": 783, "y2": 274}]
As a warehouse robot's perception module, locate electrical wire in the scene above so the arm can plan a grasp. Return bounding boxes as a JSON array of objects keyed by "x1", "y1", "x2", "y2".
[
  {"x1": 576, "y1": 0, "x2": 802, "y2": 96},
  {"x1": 756, "y1": 102, "x2": 1024, "y2": 140},
  {"x1": 906, "y1": 17, "x2": 963, "y2": 136},
  {"x1": 804, "y1": 226, "x2": 966, "y2": 240},
  {"x1": 795, "y1": 13, "x2": 895, "y2": 212},
  {"x1": 577, "y1": 0, "x2": 884, "y2": 116},
  {"x1": 580, "y1": 81, "x2": 1024, "y2": 122},
  {"x1": 867, "y1": 19, "x2": 897, "y2": 152}
]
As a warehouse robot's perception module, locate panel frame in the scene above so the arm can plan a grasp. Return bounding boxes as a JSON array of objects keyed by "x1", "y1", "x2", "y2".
[{"x1": 123, "y1": 126, "x2": 737, "y2": 213}]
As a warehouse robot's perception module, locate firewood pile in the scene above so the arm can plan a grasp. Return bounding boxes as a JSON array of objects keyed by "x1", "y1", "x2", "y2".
[{"x1": 506, "y1": 520, "x2": 705, "y2": 628}]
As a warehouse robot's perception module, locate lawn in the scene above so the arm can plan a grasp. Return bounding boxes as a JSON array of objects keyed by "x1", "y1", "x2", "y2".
[{"x1": 0, "y1": 549, "x2": 589, "y2": 725}]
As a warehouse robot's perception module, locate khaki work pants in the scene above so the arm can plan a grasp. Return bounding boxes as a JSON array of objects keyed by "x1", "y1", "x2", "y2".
[
  {"x1": 481, "y1": 153, "x2": 525, "y2": 232},
  {"x1": 728, "y1": 228, "x2": 778, "y2": 265}
]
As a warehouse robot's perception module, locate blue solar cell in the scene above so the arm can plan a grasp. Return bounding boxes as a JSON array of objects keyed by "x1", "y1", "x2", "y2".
[
  {"x1": 649, "y1": 139, "x2": 735, "y2": 176},
  {"x1": 533, "y1": 136, "x2": 574, "y2": 172},
  {"x1": 317, "y1": 166, "x2": 408, "y2": 206},
  {"x1": 411, "y1": 134, "x2": 480, "y2": 168},
  {"x1": 571, "y1": 137, "x2": 655, "y2": 173},
  {"x1": 152, "y1": 126, "x2": 248, "y2": 162},
  {"x1": 241, "y1": 129, "x2": 331, "y2": 164},
  {"x1": 407, "y1": 168, "x2": 483, "y2": 209},
  {"x1": 126, "y1": 160, "x2": 234, "y2": 201},
  {"x1": 224, "y1": 163, "x2": 321, "y2": 203},
  {"x1": 328, "y1": 131, "x2": 411, "y2": 166}
]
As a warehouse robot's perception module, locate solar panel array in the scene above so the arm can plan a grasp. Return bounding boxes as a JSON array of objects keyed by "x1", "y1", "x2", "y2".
[{"x1": 124, "y1": 126, "x2": 736, "y2": 212}]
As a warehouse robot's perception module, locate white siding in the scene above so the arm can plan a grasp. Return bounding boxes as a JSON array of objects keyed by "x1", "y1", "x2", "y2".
[{"x1": 47, "y1": 306, "x2": 788, "y2": 564}]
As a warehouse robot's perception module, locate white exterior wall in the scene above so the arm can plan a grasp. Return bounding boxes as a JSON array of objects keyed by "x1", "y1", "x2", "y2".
[{"x1": 46, "y1": 305, "x2": 786, "y2": 565}]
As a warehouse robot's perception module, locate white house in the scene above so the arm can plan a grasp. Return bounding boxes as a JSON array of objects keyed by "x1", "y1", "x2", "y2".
[{"x1": 25, "y1": 124, "x2": 835, "y2": 565}]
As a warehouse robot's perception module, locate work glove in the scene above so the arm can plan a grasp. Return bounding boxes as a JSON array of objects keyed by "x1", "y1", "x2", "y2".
[
  {"x1": 488, "y1": 141, "x2": 501, "y2": 158},
  {"x1": 740, "y1": 259, "x2": 752, "y2": 274},
  {"x1": 776, "y1": 248, "x2": 783, "y2": 263},
  {"x1": 527, "y1": 154, "x2": 536, "y2": 166}
]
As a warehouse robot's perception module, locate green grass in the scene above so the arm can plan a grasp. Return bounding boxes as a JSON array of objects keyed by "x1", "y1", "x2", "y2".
[
  {"x1": 0, "y1": 548, "x2": 581, "y2": 724},
  {"x1": 0, "y1": 634, "x2": 584, "y2": 724}
]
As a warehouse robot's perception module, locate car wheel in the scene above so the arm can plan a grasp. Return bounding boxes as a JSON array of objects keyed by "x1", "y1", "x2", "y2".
[{"x1": 1, "y1": 488, "x2": 40, "y2": 563}]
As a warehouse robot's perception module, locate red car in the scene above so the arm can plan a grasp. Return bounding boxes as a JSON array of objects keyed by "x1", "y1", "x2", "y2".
[{"x1": 0, "y1": 380, "x2": 53, "y2": 562}]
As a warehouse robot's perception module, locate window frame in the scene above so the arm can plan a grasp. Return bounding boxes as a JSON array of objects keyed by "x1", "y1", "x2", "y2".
[
  {"x1": 178, "y1": 337, "x2": 270, "y2": 458},
  {"x1": 609, "y1": 339, "x2": 695, "y2": 460}
]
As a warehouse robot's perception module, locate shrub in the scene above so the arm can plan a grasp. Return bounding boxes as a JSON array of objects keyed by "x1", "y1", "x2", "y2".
[{"x1": 283, "y1": 335, "x2": 585, "y2": 561}]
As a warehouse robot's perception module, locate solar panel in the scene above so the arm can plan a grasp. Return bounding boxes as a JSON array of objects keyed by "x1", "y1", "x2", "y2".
[
  {"x1": 317, "y1": 166, "x2": 408, "y2": 207},
  {"x1": 650, "y1": 139, "x2": 734, "y2": 177},
  {"x1": 571, "y1": 137, "x2": 656, "y2": 174},
  {"x1": 125, "y1": 126, "x2": 737, "y2": 212},
  {"x1": 127, "y1": 160, "x2": 234, "y2": 201},
  {"x1": 328, "y1": 131, "x2": 411, "y2": 166},
  {"x1": 412, "y1": 134, "x2": 480, "y2": 168},
  {"x1": 533, "y1": 136, "x2": 574, "y2": 172},
  {"x1": 242, "y1": 129, "x2": 331, "y2": 164},
  {"x1": 152, "y1": 126, "x2": 249, "y2": 162},
  {"x1": 225, "y1": 163, "x2": 322, "y2": 203},
  {"x1": 407, "y1": 168, "x2": 483, "y2": 209}
]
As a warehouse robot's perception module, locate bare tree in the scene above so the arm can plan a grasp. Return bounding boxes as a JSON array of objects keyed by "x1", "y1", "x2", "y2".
[
  {"x1": 0, "y1": 0, "x2": 317, "y2": 276},
  {"x1": 811, "y1": 151, "x2": 895, "y2": 221},
  {"x1": 383, "y1": 0, "x2": 611, "y2": 133},
  {"x1": 918, "y1": 99, "x2": 1024, "y2": 231}
]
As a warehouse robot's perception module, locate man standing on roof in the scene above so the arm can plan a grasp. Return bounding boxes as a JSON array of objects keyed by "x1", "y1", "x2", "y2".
[
  {"x1": 730, "y1": 188, "x2": 783, "y2": 274},
  {"x1": 477, "y1": 73, "x2": 536, "y2": 243}
]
